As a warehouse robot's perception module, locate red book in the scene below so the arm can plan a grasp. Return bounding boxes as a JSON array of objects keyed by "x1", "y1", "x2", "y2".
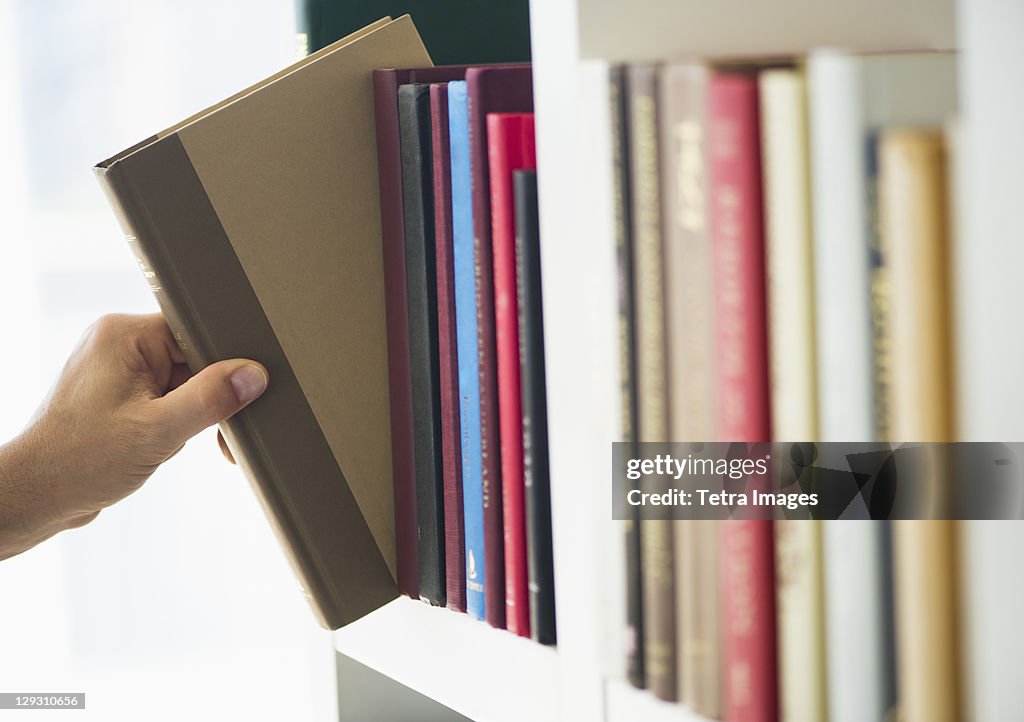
[
  {"x1": 430, "y1": 82, "x2": 467, "y2": 613},
  {"x1": 486, "y1": 112, "x2": 536, "y2": 637},
  {"x1": 708, "y1": 73, "x2": 777, "y2": 722},
  {"x1": 466, "y1": 65, "x2": 533, "y2": 628},
  {"x1": 373, "y1": 66, "x2": 477, "y2": 598}
]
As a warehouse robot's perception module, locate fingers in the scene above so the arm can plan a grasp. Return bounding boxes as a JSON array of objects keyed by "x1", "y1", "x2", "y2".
[
  {"x1": 150, "y1": 360, "x2": 268, "y2": 449},
  {"x1": 217, "y1": 430, "x2": 236, "y2": 465}
]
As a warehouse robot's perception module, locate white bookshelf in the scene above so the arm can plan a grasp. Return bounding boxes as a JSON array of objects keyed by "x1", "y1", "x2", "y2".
[
  {"x1": 333, "y1": 0, "x2": 1024, "y2": 719},
  {"x1": 334, "y1": 598, "x2": 559, "y2": 721}
]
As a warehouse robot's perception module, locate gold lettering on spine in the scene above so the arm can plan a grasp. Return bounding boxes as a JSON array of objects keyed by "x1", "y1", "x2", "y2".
[
  {"x1": 633, "y1": 93, "x2": 667, "y2": 442},
  {"x1": 474, "y1": 235, "x2": 491, "y2": 510},
  {"x1": 676, "y1": 120, "x2": 705, "y2": 233}
]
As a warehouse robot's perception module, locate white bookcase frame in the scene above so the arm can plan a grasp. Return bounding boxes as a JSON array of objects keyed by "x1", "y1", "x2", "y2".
[{"x1": 335, "y1": 0, "x2": 1024, "y2": 719}]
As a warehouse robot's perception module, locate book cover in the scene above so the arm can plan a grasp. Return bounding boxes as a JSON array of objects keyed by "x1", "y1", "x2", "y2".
[
  {"x1": 709, "y1": 72, "x2": 777, "y2": 722},
  {"x1": 881, "y1": 129, "x2": 960, "y2": 722},
  {"x1": 625, "y1": 63, "x2": 676, "y2": 703},
  {"x1": 304, "y1": 0, "x2": 531, "y2": 65},
  {"x1": 430, "y1": 82, "x2": 466, "y2": 613},
  {"x1": 514, "y1": 168, "x2": 557, "y2": 646},
  {"x1": 94, "y1": 16, "x2": 431, "y2": 630},
  {"x1": 465, "y1": 64, "x2": 534, "y2": 629},
  {"x1": 397, "y1": 83, "x2": 445, "y2": 607},
  {"x1": 487, "y1": 112, "x2": 537, "y2": 638},
  {"x1": 758, "y1": 67, "x2": 826, "y2": 722},
  {"x1": 609, "y1": 65, "x2": 645, "y2": 689},
  {"x1": 374, "y1": 64, "x2": 478, "y2": 600},
  {"x1": 657, "y1": 61, "x2": 720, "y2": 717},
  {"x1": 447, "y1": 80, "x2": 486, "y2": 620}
]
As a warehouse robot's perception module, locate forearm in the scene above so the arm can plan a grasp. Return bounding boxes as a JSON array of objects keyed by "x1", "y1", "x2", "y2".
[{"x1": 0, "y1": 431, "x2": 72, "y2": 561}]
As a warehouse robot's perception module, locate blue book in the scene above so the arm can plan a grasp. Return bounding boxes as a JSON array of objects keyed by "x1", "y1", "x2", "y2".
[{"x1": 448, "y1": 81, "x2": 486, "y2": 620}]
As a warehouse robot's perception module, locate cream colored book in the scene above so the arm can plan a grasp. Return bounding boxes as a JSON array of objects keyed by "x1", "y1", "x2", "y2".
[
  {"x1": 880, "y1": 129, "x2": 961, "y2": 722},
  {"x1": 759, "y1": 67, "x2": 827, "y2": 722}
]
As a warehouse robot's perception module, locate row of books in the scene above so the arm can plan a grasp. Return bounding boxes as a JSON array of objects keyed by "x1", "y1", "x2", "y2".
[
  {"x1": 612, "y1": 51, "x2": 960, "y2": 720},
  {"x1": 373, "y1": 63, "x2": 556, "y2": 644}
]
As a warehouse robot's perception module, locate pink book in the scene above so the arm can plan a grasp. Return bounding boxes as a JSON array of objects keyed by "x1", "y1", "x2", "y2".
[
  {"x1": 486, "y1": 111, "x2": 536, "y2": 637},
  {"x1": 709, "y1": 73, "x2": 778, "y2": 722}
]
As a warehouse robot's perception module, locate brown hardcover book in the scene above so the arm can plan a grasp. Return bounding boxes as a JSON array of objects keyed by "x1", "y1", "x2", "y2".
[
  {"x1": 94, "y1": 16, "x2": 432, "y2": 630},
  {"x1": 625, "y1": 63, "x2": 676, "y2": 702},
  {"x1": 657, "y1": 61, "x2": 720, "y2": 718},
  {"x1": 609, "y1": 65, "x2": 646, "y2": 689},
  {"x1": 881, "y1": 129, "x2": 961, "y2": 722}
]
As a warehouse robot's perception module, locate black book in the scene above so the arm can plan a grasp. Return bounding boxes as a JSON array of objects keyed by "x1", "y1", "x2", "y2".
[
  {"x1": 397, "y1": 83, "x2": 445, "y2": 606},
  {"x1": 609, "y1": 66, "x2": 645, "y2": 688},
  {"x1": 513, "y1": 170, "x2": 557, "y2": 646}
]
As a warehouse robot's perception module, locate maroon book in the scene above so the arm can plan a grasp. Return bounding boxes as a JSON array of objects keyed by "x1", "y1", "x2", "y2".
[
  {"x1": 465, "y1": 65, "x2": 534, "y2": 629},
  {"x1": 429, "y1": 82, "x2": 467, "y2": 613},
  {"x1": 373, "y1": 65, "x2": 474, "y2": 599}
]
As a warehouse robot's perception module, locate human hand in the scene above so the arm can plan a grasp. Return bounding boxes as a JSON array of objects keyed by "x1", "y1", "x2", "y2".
[{"x1": 0, "y1": 313, "x2": 268, "y2": 560}]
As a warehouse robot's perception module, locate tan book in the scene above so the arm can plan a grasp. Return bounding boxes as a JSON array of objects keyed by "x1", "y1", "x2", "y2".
[
  {"x1": 657, "y1": 61, "x2": 720, "y2": 718},
  {"x1": 94, "y1": 17, "x2": 432, "y2": 629},
  {"x1": 880, "y1": 129, "x2": 961, "y2": 722},
  {"x1": 759, "y1": 67, "x2": 827, "y2": 722}
]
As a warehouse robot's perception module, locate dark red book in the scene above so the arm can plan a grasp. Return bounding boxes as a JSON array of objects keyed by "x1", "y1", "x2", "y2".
[
  {"x1": 373, "y1": 65, "x2": 474, "y2": 599},
  {"x1": 430, "y1": 82, "x2": 467, "y2": 613},
  {"x1": 465, "y1": 65, "x2": 534, "y2": 629},
  {"x1": 708, "y1": 73, "x2": 777, "y2": 722},
  {"x1": 486, "y1": 112, "x2": 536, "y2": 637}
]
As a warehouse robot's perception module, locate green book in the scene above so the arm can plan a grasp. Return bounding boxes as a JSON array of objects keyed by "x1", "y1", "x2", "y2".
[{"x1": 300, "y1": 0, "x2": 530, "y2": 64}]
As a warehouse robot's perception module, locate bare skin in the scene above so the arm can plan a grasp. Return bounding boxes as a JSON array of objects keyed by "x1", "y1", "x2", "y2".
[{"x1": 0, "y1": 313, "x2": 267, "y2": 561}]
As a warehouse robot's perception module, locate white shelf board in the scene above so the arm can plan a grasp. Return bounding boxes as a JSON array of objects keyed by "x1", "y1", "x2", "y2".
[
  {"x1": 605, "y1": 679, "x2": 710, "y2": 722},
  {"x1": 578, "y1": 0, "x2": 955, "y2": 62},
  {"x1": 334, "y1": 597, "x2": 560, "y2": 722}
]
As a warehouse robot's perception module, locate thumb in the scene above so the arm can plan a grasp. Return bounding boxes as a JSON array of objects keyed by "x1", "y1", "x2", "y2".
[{"x1": 152, "y1": 359, "x2": 268, "y2": 449}]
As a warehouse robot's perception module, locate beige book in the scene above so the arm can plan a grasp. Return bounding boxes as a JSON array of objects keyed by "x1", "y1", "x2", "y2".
[
  {"x1": 880, "y1": 129, "x2": 961, "y2": 722},
  {"x1": 658, "y1": 61, "x2": 720, "y2": 718},
  {"x1": 759, "y1": 67, "x2": 827, "y2": 722}
]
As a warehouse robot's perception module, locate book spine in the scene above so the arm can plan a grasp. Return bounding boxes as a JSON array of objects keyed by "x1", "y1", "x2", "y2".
[
  {"x1": 398, "y1": 84, "x2": 446, "y2": 607},
  {"x1": 709, "y1": 73, "x2": 777, "y2": 722},
  {"x1": 806, "y1": 52, "x2": 894, "y2": 722},
  {"x1": 514, "y1": 168, "x2": 556, "y2": 645},
  {"x1": 609, "y1": 65, "x2": 645, "y2": 688},
  {"x1": 372, "y1": 71, "x2": 419, "y2": 599},
  {"x1": 448, "y1": 81, "x2": 487, "y2": 620},
  {"x1": 759, "y1": 68, "x2": 826, "y2": 722},
  {"x1": 431, "y1": 83, "x2": 466, "y2": 614},
  {"x1": 626, "y1": 64, "x2": 676, "y2": 703},
  {"x1": 881, "y1": 129, "x2": 960, "y2": 722},
  {"x1": 657, "y1": 62, "x2": 720, "y2": 717},
  {"x1": 95, "y1": 162, "x2": 341, "y2": 624},
  {"x1": 881, "y1": 130, "x2": 954, "y2": 444},
  {"x1": 866, "y1": 133, "x2": 892, "y2": 443},
  {"x1": 823, "y1": 521, "x2": 896, "y2": 722},
  {"x1": 468, "y1": 80, "x2": 506, "y2": 631},
  {"x1": 487, "y1": 112, "x2": 537, "y2": 637},
  {"x1": 806, "y1": 50, "x2": 874, "y2": 444}
]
